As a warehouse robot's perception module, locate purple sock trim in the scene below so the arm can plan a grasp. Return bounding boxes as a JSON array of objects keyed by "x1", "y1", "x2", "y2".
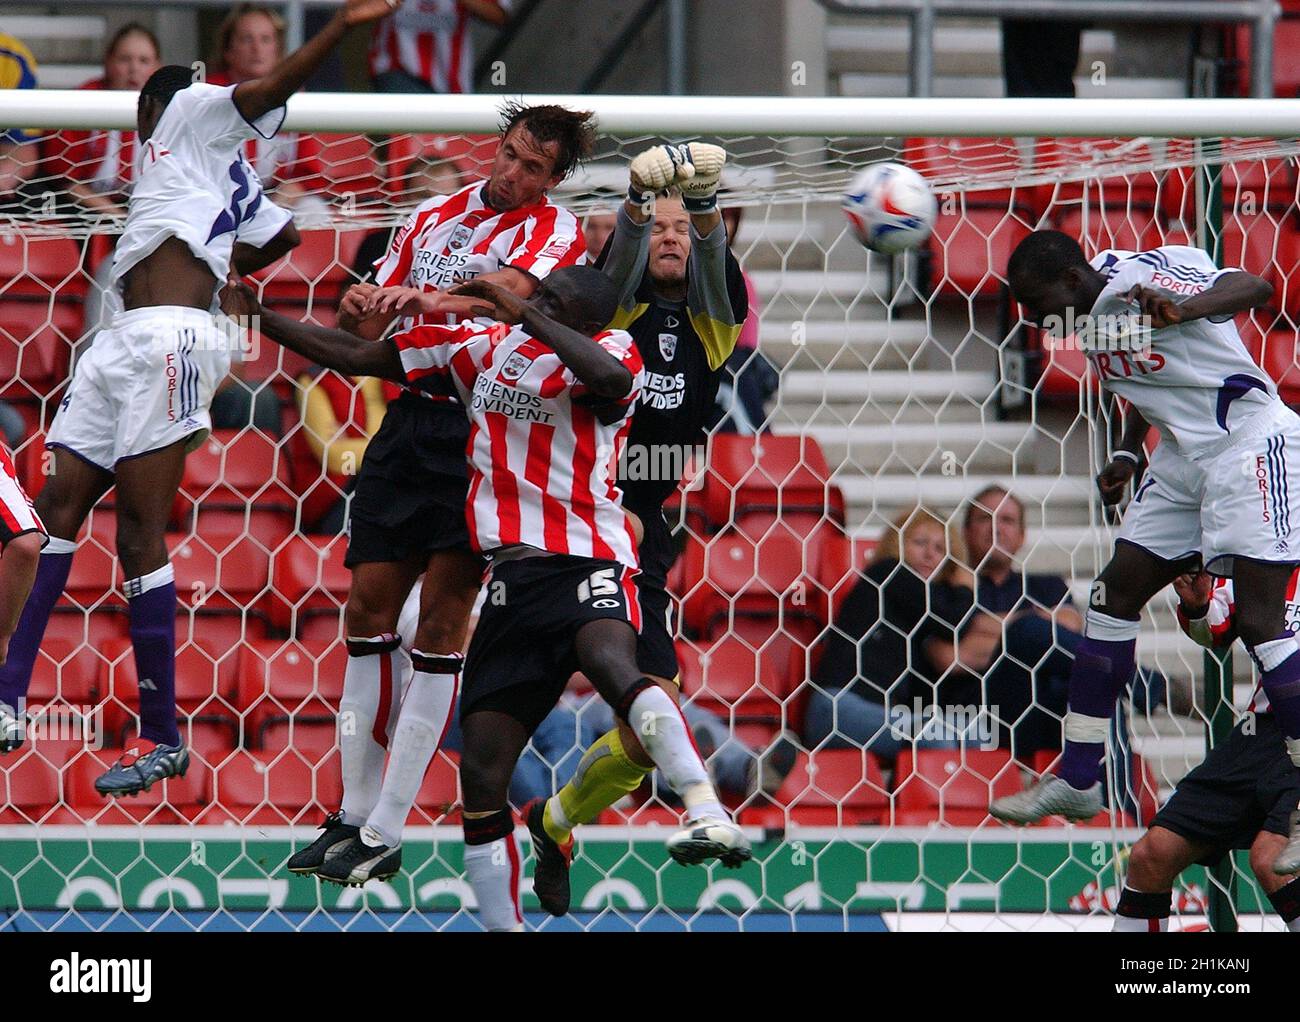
[
  {"x1": 1261, "y1": 650, "x2": 1300, "y2": 740},
  {"x1": 1060, "y1": 741, "x2": 1104, "y2": 790},
  {"x1": 0, "y1": 551, "x2": 73, "y2": 707},
  {"x1": 129, "y1": 581, "x2": 179, "y2": 747}
]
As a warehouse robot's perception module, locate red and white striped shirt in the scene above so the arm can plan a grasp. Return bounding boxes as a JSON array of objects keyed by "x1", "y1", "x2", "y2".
[
  {"x1": 368, "y1": 0, "x2": 511, "y2": 93},
  {"x1": 374, "y1": 179, "x2": 584, "y2": 295},
  {"x1": 393, "y1": 320, "x2": 644, "y2": 566},
  {"x1": 0, "y1": 445, "x2": 45, "y2": 549},
  {"x1": 1175, "y1": 573, "x2": 1300, "y2": 713}
]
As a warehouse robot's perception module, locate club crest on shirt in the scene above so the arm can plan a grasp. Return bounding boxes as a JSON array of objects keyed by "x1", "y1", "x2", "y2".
[
  {"x1": 448, "y1": 224, "x2": 474, "y2": 251},
  {"x1": 499, "y1": 351, "x2": 533, "y2": 382},
  {"x1": 658, "y1": 332, "x2": 678, "y2": 361}
]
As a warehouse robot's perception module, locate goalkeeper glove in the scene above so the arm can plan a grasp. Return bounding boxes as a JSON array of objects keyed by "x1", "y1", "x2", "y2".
[{"x1": 628, "y1": 143, "x2": 728, "y2": 213}]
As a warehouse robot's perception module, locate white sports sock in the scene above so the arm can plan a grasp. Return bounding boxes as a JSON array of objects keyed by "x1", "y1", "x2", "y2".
[
  {"x1": 365, "y1": 652, "x2": 460, "y2": 846},
  {"x1": 463, "y1": 827, "x2": 523, "y2": 932},
  {"x1": 627, "y1": 685, "x2": 727, "y2": 821},
  {"x1": 1113, "y1": 914, "x2": 1168, "y2": 932},
  {"x1": 338, "y1": 635, "x2": 403, "y2": 828}
]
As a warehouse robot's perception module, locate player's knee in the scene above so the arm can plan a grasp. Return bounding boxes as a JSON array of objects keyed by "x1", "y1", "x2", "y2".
[
  {"x1": 2, "y1": 532, "x2": 43, "y2": 572},
  {"x1": 412, "y1": 613, "x2": 466, "y2": 654},
  {"x1": 458, "y1": 748, "x2": 508, "y2": 807},
  {"x1": 1249, "y1": 837, "x2": 1285, "y2": 884},
  {"x1": 1125, "y1": 834, "x2": 1172, "y2": 888},
  {"x1": 344, "y1": 594, "x2": 398, "y2": 638}
]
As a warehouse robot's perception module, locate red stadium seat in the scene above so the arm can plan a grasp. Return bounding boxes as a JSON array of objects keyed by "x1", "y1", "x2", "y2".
[
  {"x1": 927, "y1": 205, "x2": 1031, "y2": 299},
  {"x1": 903, "y1": 137, "x2": 1035, "y2": 212},
  {"x1": 28, "y1": 637, "x2": 100, "y2": 706},
  {"x1": 679, "y1": 635, "x2": 793, "y2": 722},
  {"x1": 96, "y1": 636, "x2": 239, "y2": 726},
  {"x1": 176, "y1": 428, "x2": 295, "y2": 518},
  {"x1": 0, "y1": 741, "x2": 73, "y2": 824},
  {"x1": 269, "y1": 534, "x2": 351, "y2": 633},
  {"x1": 203, "y1": 748, "x2": 340, "y2": 825},
  {"x1": 315, "y1": 136, "x2": 382, "y2": 199},
  {"x1": 236, "y1": 639, "x2": 347, "y2": 738},
  {"x1": 741, "y1": 749, "x2": 888, "y2": 826},
  {"x1": 186, "y1": 508, "x2": 295, "y2": 553},
  {"x1": 257, "y1": 720, "x2": 339, "y2": 762},
  {"x1": 159, "y1": 531, "x2": 271, "y2": 618},
  {"x1": 0, "y1": 232, "x2": 87, "y2": 300},
  {"x1": 1053, "y1": 205, "x2": 1162, "y2": 255},
  {"x1": 1032, "y1": 137, "x2": 1161, "y2": 211},
  {"x1": 0, "y1": 300, "x2": 78, "y2": 396},
  {"x1": 892, "y1": 749, "x2": 1023, "y2": 826},
  {"x1": 43, "y1": 608, "x2": 129, "y2": 648},
  {"x1": 1257, "y1": 328, "x2": 1300, "y2": 403},
  {"x1": 700, "y1": 434, "x2": 839, "y2": 530},
  {"x1": 251, "y1": 228, "x2": 367, "y2": 306}
]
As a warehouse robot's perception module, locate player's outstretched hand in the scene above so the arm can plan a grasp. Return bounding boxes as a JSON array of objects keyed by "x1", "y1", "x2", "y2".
[
  {"x1": 1095, "y1": 457, "x2": 1136, "y2": 506},
  {"x1": 340, "y1": 0, "x2": 404, "y2": 27},
  {"x1": 676, "y1": 143, "x2": 727, "y2": 210},
  {"x1": 1125, "y1": 285, "x2": 1183, "y2": 330},
  {"x1": 340, "y1": 282, "x2": 381, "y2": 322},
  {"x1": 449, "y1": 280, "x2": 525, "y2": 323},
  {"x1": 220, "y1": 278, "x2": 261, "y2": 321},
  {"x1": 1172, "y1": 570, "x2": 1214, "y2": 615}
]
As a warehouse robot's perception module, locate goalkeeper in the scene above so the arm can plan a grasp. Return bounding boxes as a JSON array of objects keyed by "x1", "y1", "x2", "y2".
[{"x1": 525, "y1": 142, "x2": 750, "y2": 915}]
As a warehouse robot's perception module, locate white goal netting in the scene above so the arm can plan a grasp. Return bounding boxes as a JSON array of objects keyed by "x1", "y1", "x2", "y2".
[{"x1": 0, "y1": 99, "x2": 1295, "y2": 931}]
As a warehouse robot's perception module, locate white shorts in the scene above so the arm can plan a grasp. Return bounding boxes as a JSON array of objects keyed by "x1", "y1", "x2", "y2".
[
  {"x1": 0, "y1": 445, "x2": 45, "y2": 548},
  {"x1": 1118, "y1": 403, "x2": 1300, "y2": 575},
  {"x1": 47, "y1": 306, "x2": 232, "y2": 471}
]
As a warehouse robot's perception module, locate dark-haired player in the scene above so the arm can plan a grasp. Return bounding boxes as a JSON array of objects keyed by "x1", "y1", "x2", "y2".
[
  {"x1": 223, "y1": 265, "x2": 749, "y2": 927},
  {"x1": 285, "y1": 102, "x2": 592, "y2": 887},
  {"x1": 0, "y1": 0, "x2": 400, "y2": 793},
  {"x1": 990, "y1": 231, "x2": 1300, "y2": 876},
  {"x1": 526, "y1": 143, "x2": 750, "y2": 916}
]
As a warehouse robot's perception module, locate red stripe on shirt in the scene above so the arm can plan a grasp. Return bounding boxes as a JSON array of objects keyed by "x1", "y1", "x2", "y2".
[
  {"x1": 447, "y1": 5, "x2": 468, "y2": 94},
  {"x1": 485, "y1": 409, "x2": 522, "y2": 546},
  {"x1": 569, "y1": 403, "x2": 614, "y2": 560},
  {"x1": 521, "y1": 420, "x2": 569, "y2": 554}
]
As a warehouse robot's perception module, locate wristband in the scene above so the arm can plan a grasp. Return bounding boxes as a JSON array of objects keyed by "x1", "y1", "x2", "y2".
[
  {"x1": 682, "y1": 193, "x2": 718, "y2": 214},
  {"x1": 1112, "y1": 450, "x2": 1141, "y2": 466},
  {"x1": 627, "y1": 183, "x2": 655, "y2": 208}
]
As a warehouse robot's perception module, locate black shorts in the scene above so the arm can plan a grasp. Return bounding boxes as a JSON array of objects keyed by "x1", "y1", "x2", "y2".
[
  {"x1": 1151, "y1": 713, "x2": 1300, "y2": 865},
  {"x1": 632, "y1": 506, "x2": 680, "y2": 681},
  {"x1": 345, "y1": 392, "x2": 473, "y2": 567},
  {"x1": 461, "y1": 554, "x2": 641, "y2": 734}
]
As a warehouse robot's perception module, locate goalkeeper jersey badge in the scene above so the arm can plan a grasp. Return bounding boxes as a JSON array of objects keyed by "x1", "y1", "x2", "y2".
[
  {"x1": 659, "y1": 333, "x2": 678, "y2": 361},
  {"x1": 448, "y1": 224, "x2": 474, "y2": 251}
]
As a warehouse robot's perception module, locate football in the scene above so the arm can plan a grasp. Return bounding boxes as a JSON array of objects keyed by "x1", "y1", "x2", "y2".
[{"x1": 841, "y1": 162, "x2": 937, "y2": 253}]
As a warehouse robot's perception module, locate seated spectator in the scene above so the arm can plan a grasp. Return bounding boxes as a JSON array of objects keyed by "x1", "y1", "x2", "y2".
[
  {"x1": 582, "y1": 210, "x2": 616, "y2": 262},
  {"x1": 710, "y1": 205, "x2": 777, "y2": 434},
  {"x1": 805, "y1": 506, "x2": 999, "y2": 760},
  {"x1": 352, "y1": 155, "x2": 466, "y2": 281},
  {"x1": 0, "y1": 32, "x2": 40, "y2": 213},
  {"x1": 965, "y1": 485, "x2": 1176, "y2": 776},
  {"x1": 208, "y1": 3, "x2": 330, "y2": 220},
  {"x1": 292, "y1": 370, "x2": 393, "y2": 533},
  {"x1": 47, "y1": 24, "x2": 161, "y2": 220}
]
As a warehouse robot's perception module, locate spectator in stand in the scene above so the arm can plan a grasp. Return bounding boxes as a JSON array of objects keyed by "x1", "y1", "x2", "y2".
[
  {"x1": 710, "y1": 204, "x2": 777, "y2": 434},
  {"x1": 209, "y1": 4, "x2": 330, "y2": 221},
  {"x1": 806, "y1": 506, "x2": 1001, "y2": 761},
  {"x1": 48, "y1": 24, "x2": 160, "y2": 220},
  {"x1": 582, "y1": 210, "x2": 616, "y2": 263},
  {"x1": 293, "y1": 370, "x2": 394, "y2": 533},
  {"x1": 351, "y1": 154, "x2": 466, "y2": 283},
  {"x1": 370, "y1": 0, "x2": 510, "y2": 94},
  {"x1": 0, "y1": 33, "x2": 40, "y2": 213},
  {"x1": 965, "y1": 484, "x2": 1177, "y2": 798}
]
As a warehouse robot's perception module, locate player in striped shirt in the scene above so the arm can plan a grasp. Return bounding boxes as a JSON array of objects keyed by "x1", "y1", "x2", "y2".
[
  {"x1": 0, "y1": 446, "x2": 46, "y2": 750},
  {"x1": 369, "y1": 0, "x2": 510, "y2": 94},
  {"x1": 280, "y1": 104, "x2": 591, "y2": 887},
  {"x1": 1111, "y1": 570, "x2": 1300, "y2": 932},
  {"x1": 223, "y1": 264, "x2": 750, "y2": 929}
]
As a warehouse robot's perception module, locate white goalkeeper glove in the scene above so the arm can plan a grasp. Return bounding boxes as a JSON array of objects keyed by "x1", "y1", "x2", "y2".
[{"x1": 628, "y1": 142, "x2": 728, "y2": 213}]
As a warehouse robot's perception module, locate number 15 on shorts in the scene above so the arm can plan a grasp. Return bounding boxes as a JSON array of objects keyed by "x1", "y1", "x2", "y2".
[{"x1": 579, "y1": 567, "x2": 622, "y2": 608}]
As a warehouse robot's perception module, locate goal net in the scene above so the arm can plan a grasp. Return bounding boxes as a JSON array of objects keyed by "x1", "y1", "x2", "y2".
[{"x1": 0, "y1": 91, "x2": 1294, "y2": 931}]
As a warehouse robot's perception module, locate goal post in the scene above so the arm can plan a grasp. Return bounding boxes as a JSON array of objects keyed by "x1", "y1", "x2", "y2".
[{"x1": 0, "y1": 91, "x2": 1297, "y2": 931}]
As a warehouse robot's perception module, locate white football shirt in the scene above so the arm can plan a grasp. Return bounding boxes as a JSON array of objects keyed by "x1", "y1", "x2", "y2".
[
  {"x1": 111, "y1": 83, "x2": 293, "y2": 297},
  {"x1": 1087, "y1": 246, "x2": 1279, "y2": 458}
]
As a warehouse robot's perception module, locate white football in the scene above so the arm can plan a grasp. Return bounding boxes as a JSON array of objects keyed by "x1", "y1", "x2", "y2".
[{"x1": 841, "y1": 162, "x2": 937, "y2": 254}]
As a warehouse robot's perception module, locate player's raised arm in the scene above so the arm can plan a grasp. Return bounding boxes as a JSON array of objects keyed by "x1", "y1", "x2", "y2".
[
  {"x1": 233, "y1": 0, "x2": 402, "y2": 122},
  {"x1": 232, "y1": 221, "x2": 301, "y2": 276},
  {"x1": 451, "y1": 274, "x2": 634, "y2": 401},
  {"x1": 1096, "y1": 405, "x2": 1150, "y2": 506},
  {"x1": 222, "y1": 280, "x2": 405, "y2": 381},
  {"x1": 1125, "y1": 270, "x2": 1273, "y2": 330}
]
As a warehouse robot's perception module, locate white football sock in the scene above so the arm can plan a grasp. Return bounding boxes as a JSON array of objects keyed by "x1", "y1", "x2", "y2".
[
  {"x1": 627, "y1": 685, "x2": 727, "y2": 821},
  {"x1": 365, "y1": 652, "x2": 460, "y2": 847},
  {"x1": 338, "y1": 635, "x2": 403, "y2": 828},
  {"x1": 464, "y1": 823, "x2": 523, "y2": 932}
]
